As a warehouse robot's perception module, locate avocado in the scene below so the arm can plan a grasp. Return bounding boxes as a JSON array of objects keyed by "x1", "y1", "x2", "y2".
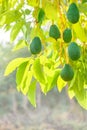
[
  {"x1": 60, "y1": 64, "x2": 74, "y2": 81},
  {"x1": 67, "y1": 3, "x2": 80, "y2": 24},
  {"x1": 63, "y1": 28, "x2": 72, "y2": 43},
  {"x1": 49, "y1": 24, "x2": 60, "y2": 40},
  {"x1": 30, "y1": 36, "x2": 42, "y2": 54},
  {"x1": 38, "y1": 8, "x2": 45, "y2": 23},
  {"x1": 68, "y1": 42, "x2": 81, "y2": 60}
]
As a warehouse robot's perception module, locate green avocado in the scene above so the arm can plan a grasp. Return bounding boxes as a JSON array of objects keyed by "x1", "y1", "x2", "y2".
[
  {"x1": 67, "y1": 3, "x2": 80, "y2": 24},
  {"x1": 68, "y1": 42, "x2": 81, "y2": 60},
  {"x1": 63, "y1": 28, "x2": 72, "y2": 43},
  {"x1": 38, "y1": 8, "x2": 45, "y2": 23},
  {"x1": 60, "y1": 64, "x2": 74, "y2": 81},
  {"x1": 30, "y1": 36, "x2": 42, "y2": 54},
  {"x1": 49, "y1": 24, "x2": 60, "y2": 40}
]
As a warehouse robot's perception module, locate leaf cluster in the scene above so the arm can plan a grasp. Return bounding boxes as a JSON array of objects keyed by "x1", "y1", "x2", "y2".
[{"x1": 1, "y1": 0, "x2": 87, "y2": 109}]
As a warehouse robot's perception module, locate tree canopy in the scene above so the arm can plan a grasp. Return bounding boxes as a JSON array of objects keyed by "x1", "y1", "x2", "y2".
[{"x1": 0, "y1": 0, "x2": 87, "y2": 109}]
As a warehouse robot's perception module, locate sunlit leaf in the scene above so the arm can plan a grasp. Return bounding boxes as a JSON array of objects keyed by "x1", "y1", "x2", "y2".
[
  {"x1": 0, "y1": 10, "x2": 22, "y2": 26},
  {"x1": 79, "y1": 3, "x2": 87, "y2": 15},
  {"x1": 68, "y1": 88, "x2": 75, "y2": 99},
  {"x1": 45, "y1": 2, "x2": 58, "y2": 20},
  {"x1": 0, "y1": 0, "x2": 2, "y2": 4},
  {"x1": 46, "y1": 37, "x2": 57, "y2": 43},
  {"x1": 43, "y1": 66, "x2": 60, "y2": 92},
  {"x1": 9, "y1": 0, "x2": 18, "y2": 8},
  {"x1": 19, "y1": 62, "x2": 31, "y2": 94},
  {"x1": 27, "y1": 80, "x2": 37, "y2": 107},
  {"x1": 16, "y1": 60, "x2": 33, "y2": 94},
  {"x1": 23, "y1": 71, "x2": 32, "y2": 94},
  {"x1": 74, "y1": 85, "x2": 87, "y2": 110},
  {"x1": 72, "y1": 22, "x2": 87, "y2": 42},
  {"x1": 10, "y1": 20, "x2": 24, "y2": 42},
  {"x1": 4, "y1": 57, "x2": 30, "y2": 76},
  {"x1": 32, "y1": 58, "x2": 45, "y2": 84},
  {"x1": 69, "y1": 70, "x2": 78, "y2": 88},
  {"x1": 68, "y1": 71, "x2": 87, "y2": 109},
  {"x1": 16, "y1": 62, "x2": 28, "y2": 86},
  {"x1": 78, "y1": 71, "x2": 84, "y2": 91},
  {"x1": 27, "y1": 0, "x2": 39, "y2": 7},
  {"x1": 12, "y1": 39, "x2": 27, "y2": 51},
  {"x1": 46, "y1": 69, "x2": 61, "y2": 92},
  {"x1": 57, "y1": 75, "x2": 67, "y2": 92}
]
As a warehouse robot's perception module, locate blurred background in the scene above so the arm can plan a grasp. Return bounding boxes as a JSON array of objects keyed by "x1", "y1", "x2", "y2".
[{"x1": 0, "y1": 36, "x2": 87, "y2": 130}]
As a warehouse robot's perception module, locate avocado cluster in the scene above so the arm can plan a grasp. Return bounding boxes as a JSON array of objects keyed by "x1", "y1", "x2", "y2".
[
  {"x1": 60, "y1": 42, "x2": 81, "y2": 81},
  {"x1": 29, "y1": 3, "x2": 81, "y2": 82},
  {"x1": 49, "y1": 24, "x2": 60, "y2": 40},
  {"x1": 67, "y1": 3, "x2": 80, "y2": 24},
  {"x1": 30, "y1": 36, "x2": 42, "y2": 54}
]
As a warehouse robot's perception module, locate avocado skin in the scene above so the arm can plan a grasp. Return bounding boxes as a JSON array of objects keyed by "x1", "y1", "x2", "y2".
[
  {"x1": 49, "y1": 24, "x2": 60, "y2": 40},
  {"x1": 60, "y1": 64, "x2": 74, "y2": 81},
  {"x1": 67, "y1": 3, "x2": 80, "y2": 24},
  {"x1": 38, "y1": 8, "x2": 45, "y2": 23},
  {"x1": 68, "y1": 42, "x2": 81, "y2": 60},
  {"x1": 30, "y1": 37, "x2": 42, "y2": 54},
  {"x1": 63, "y1": 28, "x2": 72, "y2": 43}
]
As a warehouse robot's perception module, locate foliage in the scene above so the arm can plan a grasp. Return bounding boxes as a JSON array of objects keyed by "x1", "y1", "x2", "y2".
[{"x1": 0, "y1": 0, "x2": 87, "y2": 109}]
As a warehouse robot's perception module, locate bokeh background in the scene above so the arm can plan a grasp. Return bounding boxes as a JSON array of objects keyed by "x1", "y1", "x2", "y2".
[{"x1": 0, "y1": 40, "x2": 87, "y2": 130}]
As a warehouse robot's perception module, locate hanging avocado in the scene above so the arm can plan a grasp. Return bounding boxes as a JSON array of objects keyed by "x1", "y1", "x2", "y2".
[
  {"x1": 60, "y1": 64, "x2": 74, "y2": 81},
  {"x1": 63, "y1": 28, "x2": 72, "y2": 43},
  {"x1": 38, "y1": 8, "x2": 45, "y2": 23},
  {"x1": 68, "y1": 42, "x2": 81, "y2": 60},
  {"x1": 67, "y1": 3, "x2": 80, "y2": 24},
  {"x1": 49, "y1": 24, "x2": 60, "y2": 40},
  {"x1": 30, "y1": 36, "x2": 42, "y2": 54}
]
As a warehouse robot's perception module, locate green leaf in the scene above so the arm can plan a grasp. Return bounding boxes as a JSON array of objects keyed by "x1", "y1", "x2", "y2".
[
  {"x1": 57, "y1": 75, "x2": 67, "y2": 92},
  {"x1": 72, "y1": 22, "x2": 87, "y2": 42},
  {"x1": 82, "y1": 0, "x2": 87, "y2": 3},
  {"x1": 16, "y1": 3, "x2": 23, "y2": 10},
  {"x1": 45, "y1": 2, "x2": 57, "y2": 20},
  {"x1": 32, "y1": 58, "x2": 45, "y2": 84},
  {"x1": 7, "y1": 10, "x2": 22, "y2": 24},
  {"x1": 12, "y1": 39, "x2": 27, "y2": 51},
  {"x1": 43, "y1": 67, "x2": 61, "y2": 93},
  {"x1": 69, "y1": 70, "x2": 78, "y2": 89},
  {"x1": 27, "y1": 80, "x2": 37, "y2": 107},
  {"x1": 85, "y1": 67, "x2": 87, "y2": 85},
  {"x1": 27, "y1": 0, "x2": 39, "y2": 7},
  {"x1": 0, "y1": 10, "x2": 22, "y2": 26},
  {"x1": 73, "y1": 85, "x2": 87, "y2": 110},
  {"x1": 79, "y1": 3, "x2": 87, "y2": 15},
  {"x1": 16, "y1": 62, "x2": 28, "y2": 86},
  {"x1": 4, "y1": 57, "x2": 30, "y2": 76},
  {"x1": 69, "y1": 71, "x2": 87, "y2": 110},
  {"x1": 68, "y1": 88, "x2": 75, "y2": 99},
  {"x1": 18, "y1": 61, "x2": 31, "y2": 94},
  {"x1": 51, "y1": 69, "x2": 61, "y2": 86},
  {"x1": 38, "y1": 8, "x2": 45, "y2": 23},
  {"x1": 9, "y1": 0, "x2": 18, "y2": 8},
  {"x1": 16, "y1": 60, "x2": 33, "y2": 95},
  {"x1": 10, "y1": 20, "x2": 24, "y2": 42},
  {"x1": 23, "y1": 71, "x2": 32, "y2": 95},
  {"x1": 78, "y1": 71, "x2": 84, "y2": 91}
]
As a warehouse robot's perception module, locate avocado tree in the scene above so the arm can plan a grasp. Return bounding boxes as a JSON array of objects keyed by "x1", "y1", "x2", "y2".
[{"x1": 0, "y1": 0, "x2": 87, "y2": 109}]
